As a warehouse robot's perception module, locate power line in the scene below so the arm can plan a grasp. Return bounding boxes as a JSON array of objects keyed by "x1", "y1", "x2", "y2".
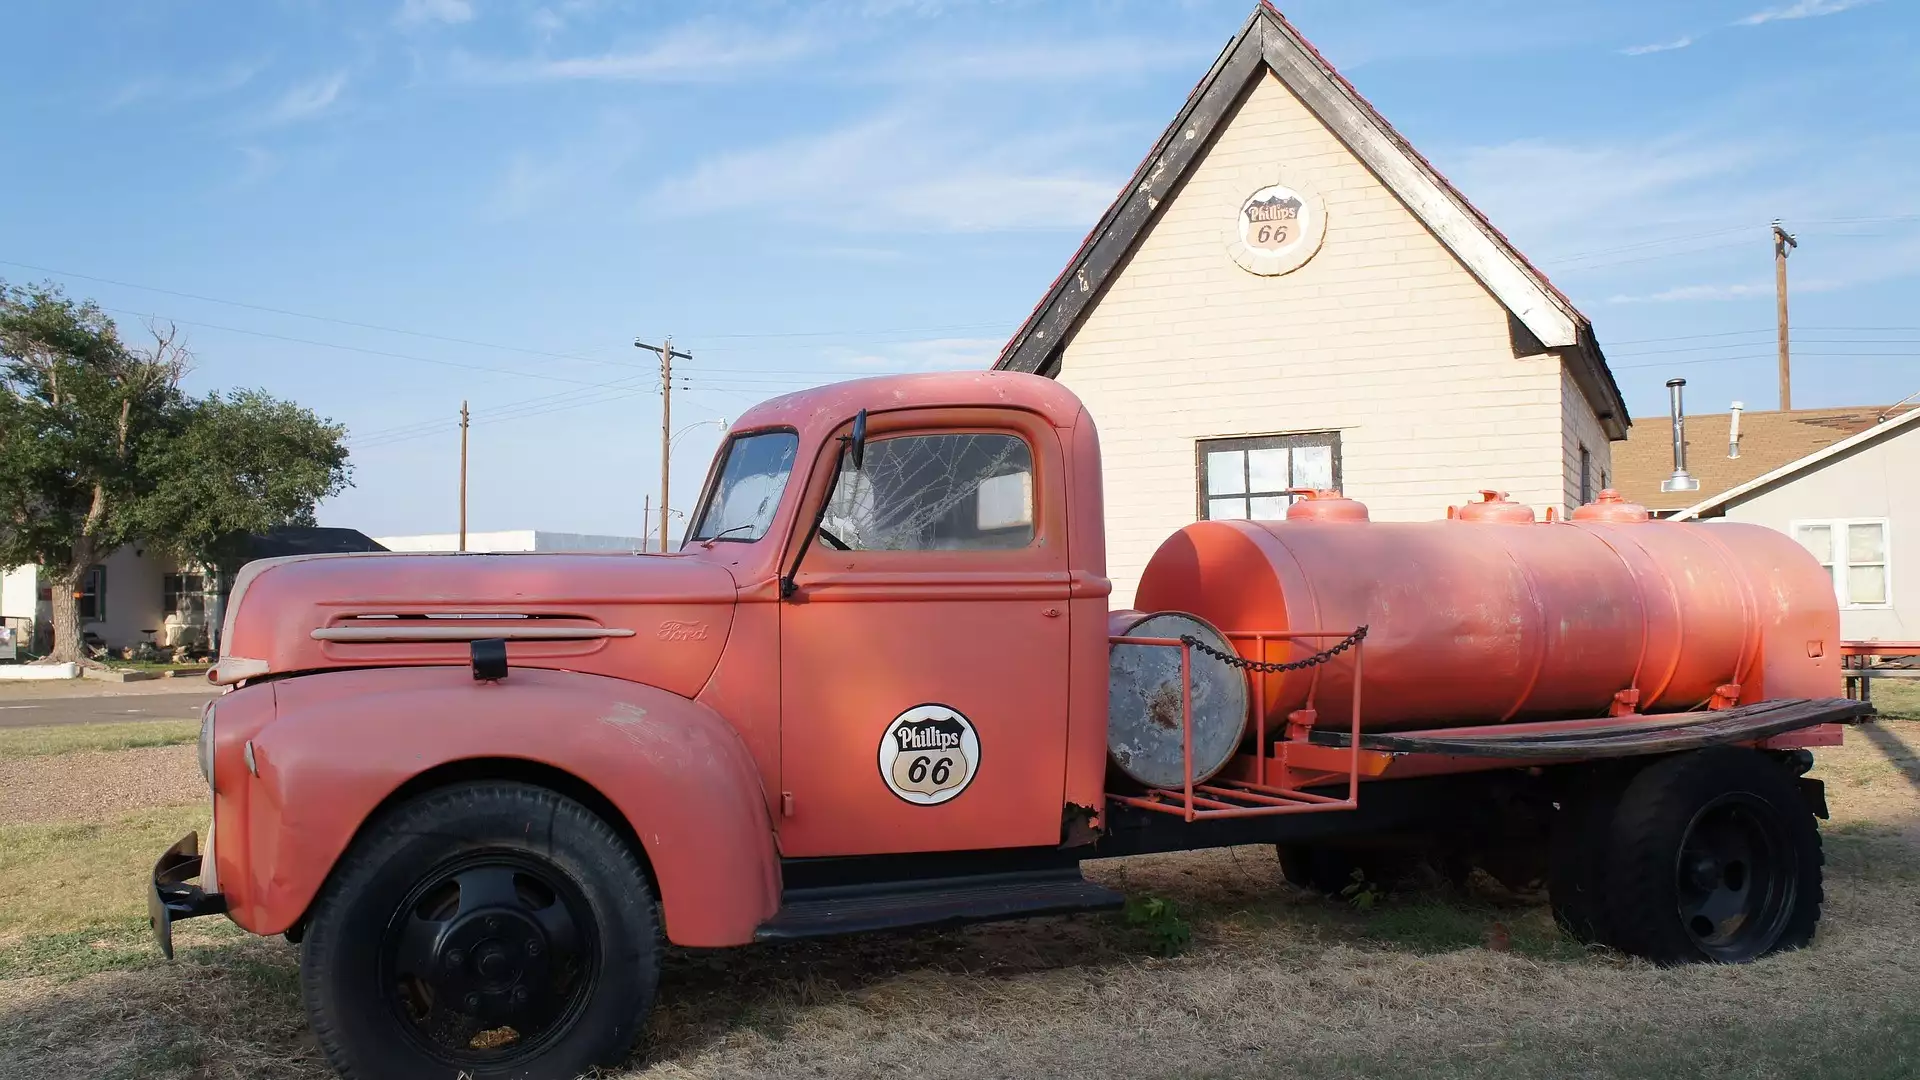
[{"x1": 99, "y1": 307, "x2": 658, "y2": 388}]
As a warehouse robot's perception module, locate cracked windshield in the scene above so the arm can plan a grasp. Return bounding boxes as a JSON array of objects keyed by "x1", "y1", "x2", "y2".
[{"x1": 688, "y1": 431, "x2": 799, "y2": 542}]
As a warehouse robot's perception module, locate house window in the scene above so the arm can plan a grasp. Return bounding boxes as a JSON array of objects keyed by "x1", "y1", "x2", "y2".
[
  {"x1": 77, "y1": 565, "x2": 105, "y2": 621},
  {"x1": 1198, "y1": 433, "x2": 1341, "y2": 521},
  {"x1": 1794, "y1": 519, "x2": 1891, "y2": 607},
  {"x1": 163, "y1": 573, "x2": 206, "y2": 619},
  {"x1": 1579, "y1": 445, "x2": 1593, "y2": 503}
]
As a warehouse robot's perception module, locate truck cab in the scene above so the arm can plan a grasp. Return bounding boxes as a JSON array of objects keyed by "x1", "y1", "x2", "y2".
[{"x1": 158, "y1": 372, "x2": 1123, "y2": 1080}]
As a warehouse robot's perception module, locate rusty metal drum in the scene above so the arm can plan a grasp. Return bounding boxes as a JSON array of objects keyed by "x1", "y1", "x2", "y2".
[
  {"x1": 1134, "y1": 495, "x2": 1841, "y2": 732},
  {"x1": 1107, "y1": 610, "x2": 1249, "y2": 788}
]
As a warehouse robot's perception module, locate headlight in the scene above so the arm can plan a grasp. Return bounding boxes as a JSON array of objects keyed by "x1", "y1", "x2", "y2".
[{"x1": 198, "y1": 701, "x2": 216, "y2": 785}]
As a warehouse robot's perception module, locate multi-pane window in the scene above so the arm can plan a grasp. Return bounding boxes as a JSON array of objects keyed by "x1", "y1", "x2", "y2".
[
  {"x1": 821, "y1": 433, "x2": 1035, "y2": 551},
  {"x1": 1579, "y1": 445, "x2": 1593, "y2": 503},
  {"x1": 1794, "y1": 519, "x2": 1891, "y2": 607},
  {"x1": 1197, "y1": 433, "x2": 1340, "y2": 521},
  {"x1": 163, "y1": 573, "x2": 206, "y2": 618}
]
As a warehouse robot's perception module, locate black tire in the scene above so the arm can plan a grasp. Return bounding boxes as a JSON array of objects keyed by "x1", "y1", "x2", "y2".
[
  {"x1": 1547, "y1": 774, "x2": 1625, "y2": 947},
  {"x1": 1604, "y1": 748, "x2": 1822, "y2": 965},
  {"x1": 300, "y1": 782, "x2": 661, "y2": 1080}
]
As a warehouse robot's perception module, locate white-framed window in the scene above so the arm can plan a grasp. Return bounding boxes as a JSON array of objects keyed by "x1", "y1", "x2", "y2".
[
  {"x1": 1793, "y1": 518, "x2": 1891, "y2": 608},
  {"x1": 1197, "y1": 432, "x2": 1341, "y2": 521}
]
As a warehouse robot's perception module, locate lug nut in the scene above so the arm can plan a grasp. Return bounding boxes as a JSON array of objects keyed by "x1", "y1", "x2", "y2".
[
  {"x1": 511, "y1": 986, "x2": 530, "y2": 1004},
  {"x1": 446, "y1": 949, "x2": 465, "y2": 968},
  {"x1": 464, "y1": 993, "x2": 481, "y2": 1010},
  {"x1": 486, "y1": 917, "x2": 500, "y2": 932},
  {"x1": 526, "y1": 941, "x2": 541, "y2": 958}
]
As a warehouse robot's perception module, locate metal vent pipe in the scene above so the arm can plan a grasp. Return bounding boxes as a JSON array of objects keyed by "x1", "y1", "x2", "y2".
[{"x1": 1660, "y1": 378, "x2": 1700, "y2": 493}]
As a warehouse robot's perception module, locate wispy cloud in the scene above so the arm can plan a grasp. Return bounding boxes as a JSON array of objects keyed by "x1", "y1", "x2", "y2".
[
  {"x1": 528, "y1": 0, "x2": 605, "y2": 38},
  {"x1": 1607, "y1": 282, "x2": 1772, "y2": 303},
  {"x1": 452, "y1": 23, "x2": 815, "y2": 83},
  {"x1": 107, "y1": 58, "x2": 268, "y2": 110},
  {"x1": 1736, "y1": 0, "x2": 1877, "y2": 26},
  {"x1": 396, "y1": 0, "x2": 474, "y2": 27},
  {"x1": 233, "y1": 146, "x2": 282, "y2": 189},
  {"x1": 484, "y1": 112, "x2": 647, "y2": 220},
  {"x1": 827, "y1": 337, "x2": 1004, "y2": 371},
  {"x1": 866, "y1": 38, "x2": 1211, "y2": 83},
  {"x1": 259, "y1": 71, "x2": 349, "y2": 126},
  {"x1": 648, "y1": 110, "x2": 1120, "y2": 232},
  {"x1": 1621, "y1": 36, "x2": 1695, "y2": 56}
]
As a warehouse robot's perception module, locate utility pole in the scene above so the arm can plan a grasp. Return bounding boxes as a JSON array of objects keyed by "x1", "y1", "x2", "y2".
[
  {"x1": 1773, "y1": 219, "x2": 1798, "y2": 411},
  {"x1": 635, "y1": 336, "x2": 692, "y2": 552},
  {"x1": 458, "y1": 400, "x2": 470, "y2": 552},
  {"x1": 642, "y1": 495, "x2": 651, "y2": 553}
]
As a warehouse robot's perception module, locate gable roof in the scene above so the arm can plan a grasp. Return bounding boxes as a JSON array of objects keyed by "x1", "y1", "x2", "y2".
[
  {"x1": 1613, "y1": 405, "x2": 1918, "y2": 513},
  {"x1": 992, "y1": 1, "x2": 1629, "y2": 440},
  {"x1": 1667, "y1": 405, "x2": 1920, "y2": 520}
]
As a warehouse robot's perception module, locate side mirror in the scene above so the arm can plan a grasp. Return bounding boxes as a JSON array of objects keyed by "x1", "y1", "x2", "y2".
[{"x1": 847, "y1": 409, "x2": 868, "y2": 471}]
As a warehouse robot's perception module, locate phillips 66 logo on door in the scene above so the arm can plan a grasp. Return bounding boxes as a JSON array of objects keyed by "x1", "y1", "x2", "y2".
[{"x1": 877, "y1": 704, "x2": 980, "y2": 805}]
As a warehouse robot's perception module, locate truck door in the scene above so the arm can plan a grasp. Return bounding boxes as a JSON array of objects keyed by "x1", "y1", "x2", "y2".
[{"x1": 778, "y1": 408, "x2": 1072, "y2": 858}]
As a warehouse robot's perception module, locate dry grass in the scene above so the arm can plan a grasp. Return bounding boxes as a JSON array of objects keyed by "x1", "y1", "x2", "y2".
[
  {"x1": 1872, "y1": 679, "x2": 1920, "y2": 721},
  {"x1": 3, "y1": 724, "x2": 1919, "y2": 1080},
  {"x1": 0, "y1": 720, "x2": 199, "y2": 760}
]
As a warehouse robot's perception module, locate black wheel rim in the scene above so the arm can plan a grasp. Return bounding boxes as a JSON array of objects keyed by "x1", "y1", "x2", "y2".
[
  {"x1": 1674, "y1": 793, "x2": 1797, "y2": 962},
  {"x1": 380, "y1": 851, "x2": 600, "y2": 1066}
]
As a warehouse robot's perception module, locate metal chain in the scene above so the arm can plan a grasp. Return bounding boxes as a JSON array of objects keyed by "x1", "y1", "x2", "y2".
[{"x1": 1179, "y1": 625, "x2": 1368, "y2": 673}]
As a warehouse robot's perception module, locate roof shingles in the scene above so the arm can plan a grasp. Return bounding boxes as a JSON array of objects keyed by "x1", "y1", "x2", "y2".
[{"x1": 1612, "y1": 406, "x2": 1916, "y2": 512}]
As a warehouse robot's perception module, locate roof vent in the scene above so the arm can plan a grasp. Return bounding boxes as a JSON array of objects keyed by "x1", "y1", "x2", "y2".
[
  {"x1": 1729, "y1": 400, "x2": 1744, "y2": 459},
  {"x1": 1660, "y1": 378, "x2": 1700, "y2": 493}
]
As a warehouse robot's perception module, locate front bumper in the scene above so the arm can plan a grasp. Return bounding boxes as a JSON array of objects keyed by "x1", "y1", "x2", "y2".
[{"x1": 149, "y1": 832, "x2": 227, "y2": 959}]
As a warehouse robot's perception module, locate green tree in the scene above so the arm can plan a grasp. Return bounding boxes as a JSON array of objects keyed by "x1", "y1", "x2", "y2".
[
  {"x1": 0, "y1": 281, "x2": 351, "y2": 664},
  {"x1": 134, "y1": 389, "x2": 352, "y2": 647}
]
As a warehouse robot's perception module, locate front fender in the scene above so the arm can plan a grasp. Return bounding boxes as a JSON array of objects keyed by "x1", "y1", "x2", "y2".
[{"x1": 219, "y1": 666, "x2": 779, "y2": 947}]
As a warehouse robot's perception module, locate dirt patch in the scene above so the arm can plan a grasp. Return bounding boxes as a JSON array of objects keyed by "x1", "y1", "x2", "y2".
[{"x1": 0, "y1": 746, "x2": 202, "y2": 826}]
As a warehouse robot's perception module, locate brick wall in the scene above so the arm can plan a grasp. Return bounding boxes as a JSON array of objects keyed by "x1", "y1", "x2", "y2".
[{"x1": 1056, "y1": 71, "x2": 1599, "y2": 604}]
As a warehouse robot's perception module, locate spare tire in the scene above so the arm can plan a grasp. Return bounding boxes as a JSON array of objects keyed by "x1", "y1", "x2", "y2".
[{"x1": 1107, "y1": 610, "x2": 1248, "y2": 789}]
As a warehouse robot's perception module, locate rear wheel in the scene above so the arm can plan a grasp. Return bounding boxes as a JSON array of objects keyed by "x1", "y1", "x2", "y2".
[
  {"x1": 301, "y1": 782, "x2": 660, "y2": 1080},
  {"x1": 1547, "y1": 774, "x2": 1625, "y2": 947},
  {"x1": 1603, "y1": 748, "x2": 1822, "y2": 965}
]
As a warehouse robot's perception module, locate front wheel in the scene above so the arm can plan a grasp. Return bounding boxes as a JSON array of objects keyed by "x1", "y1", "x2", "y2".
[
  {"x1": 300, "y1": 782, "x2": 661, "y2": 1080},
  {"x1": 1603, "y1": 748, "x2": 1822, "y2": 965}
]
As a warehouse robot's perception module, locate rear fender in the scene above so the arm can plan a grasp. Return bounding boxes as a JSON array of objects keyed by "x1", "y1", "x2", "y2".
[{"x1": 224, "y1": 666, "x2": 779, "y2": 947}]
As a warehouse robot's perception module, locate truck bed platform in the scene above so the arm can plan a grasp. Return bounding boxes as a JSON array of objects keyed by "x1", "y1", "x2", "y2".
[{"x1": 1308, "y1": 697, "x2": 1872, "y2": 761}]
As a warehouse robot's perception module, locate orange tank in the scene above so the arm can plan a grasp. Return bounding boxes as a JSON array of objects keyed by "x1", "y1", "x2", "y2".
[{"x1": 1134, "y1": 494, "x2": 1842, "y2": 732}]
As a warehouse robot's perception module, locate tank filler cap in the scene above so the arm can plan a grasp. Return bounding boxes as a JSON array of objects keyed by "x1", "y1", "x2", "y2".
[
  {"x1": 1455, "y1": 490, "x2": 1537, "y2": 524},
  {"x1": 1285, "y1": 488, "x2": 1369, "y2": 522},
  {"x1": 1571, "y1": 488, "x2": 1651, "y2": 523}
]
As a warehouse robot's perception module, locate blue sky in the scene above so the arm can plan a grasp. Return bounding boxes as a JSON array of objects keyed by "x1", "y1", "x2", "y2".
[{"x1": 3, "y1": 0, "x2": 1916, "y2": 538}]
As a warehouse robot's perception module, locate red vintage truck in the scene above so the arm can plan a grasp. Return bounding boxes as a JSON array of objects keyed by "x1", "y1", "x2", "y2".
[{"x1": 152, "y1": 371, "x2": 1868, "y2": 1080}]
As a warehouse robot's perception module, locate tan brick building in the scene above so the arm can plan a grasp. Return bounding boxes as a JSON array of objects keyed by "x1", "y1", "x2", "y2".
[{"x1": 994, "y1": 3, "x2": 1628, "y2": 604}]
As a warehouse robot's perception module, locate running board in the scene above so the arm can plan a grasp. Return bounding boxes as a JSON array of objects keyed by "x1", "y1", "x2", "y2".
[
  {"x1": 1309, "y1": 697, "x2": 1872, "y2": 761},
  {"x1": 754, "y1": 867, "x2": 1123, "y2": 941}
]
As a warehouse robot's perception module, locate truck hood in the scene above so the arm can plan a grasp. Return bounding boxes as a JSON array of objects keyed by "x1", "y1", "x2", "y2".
[{"x1": 214, "y1": 552, "x2": 737, "y2": 695}]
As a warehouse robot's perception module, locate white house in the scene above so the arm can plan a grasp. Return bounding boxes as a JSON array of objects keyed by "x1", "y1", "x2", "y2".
[
  {"x1": 1672, "y1": 406, "x2": 1920, "y2": 642},
  {"x1": 992, "y1": 3, "x2": 1627, "y2": 605}
]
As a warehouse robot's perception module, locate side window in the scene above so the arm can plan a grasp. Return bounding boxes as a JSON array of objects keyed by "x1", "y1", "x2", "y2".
[{"x1": 821, "y1": 433, "x2": 1035, "y2": 551}]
